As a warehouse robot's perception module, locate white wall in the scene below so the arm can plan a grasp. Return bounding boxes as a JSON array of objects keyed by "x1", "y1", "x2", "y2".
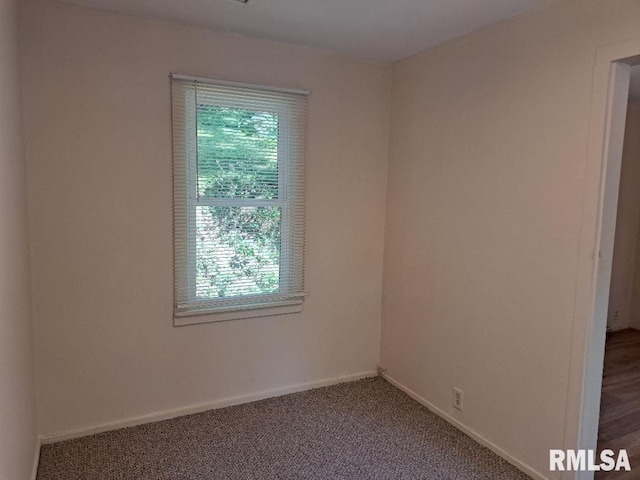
[
  {"x1": 382, "y1": 0, "x2": 640, "y2": 477},
  {"x1": 20, "y1": 0, "x2": 391, "y2": 437},
  {"x1": 0, "y1": 0, "x2": 39, "y2": 477},
  {"x1": 608, "y1": 103, "x2": 640, "y2": 331}
]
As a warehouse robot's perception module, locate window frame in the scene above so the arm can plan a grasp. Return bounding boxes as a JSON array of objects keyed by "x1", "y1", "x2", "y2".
[{"x1": 171, "y1": 74, "x2": 307, "y2": 325}]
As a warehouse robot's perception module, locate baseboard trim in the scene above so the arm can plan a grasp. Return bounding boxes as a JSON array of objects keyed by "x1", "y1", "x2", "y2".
[
  {"x1": 607, "y1": 326, "x2": 630, "y2": 332},
  {"x1": 39, "y1": 370, "x2": 378, "y2": 444},
  {"x1": 382, "y1": 374, "x2": 548, "y2": 480},
  {"x1": 31, "y1": 438, "x2": 40, "y2": 480},
  {"x1": 607, "y1": 326, "x2": 640, "y2": 333}
]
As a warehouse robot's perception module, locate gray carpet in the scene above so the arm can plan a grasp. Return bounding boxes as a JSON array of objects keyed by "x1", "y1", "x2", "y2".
[{"x1": 37, "y1": 377, "x2": 531, "y2": 479}]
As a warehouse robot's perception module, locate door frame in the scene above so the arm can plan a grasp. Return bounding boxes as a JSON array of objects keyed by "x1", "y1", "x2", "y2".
[{"x1": 565, "y1": 40, "x2": 639, "y2": 480}]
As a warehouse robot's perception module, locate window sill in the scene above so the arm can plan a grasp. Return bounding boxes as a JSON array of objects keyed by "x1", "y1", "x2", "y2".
[{"x1": 174, "y1": 300, "x2": 303, "y2": 326}]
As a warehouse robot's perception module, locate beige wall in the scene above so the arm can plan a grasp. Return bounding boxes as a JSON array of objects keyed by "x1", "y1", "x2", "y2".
[
  {"x1": 20, "y1": 0, "x2": 391, "y2": 437},
  {"x1": 609, "y1": 103, "x2": 640, "y2": 331},
  {"x1": 0, "y1": 0, "x2": 39, "y2": 477},
  {"x1": 627, "y1": 103, "x2": 640, "y2": 329},
  {"x1": 382, "y1": 0, "x2": 640, "y2": 477}
]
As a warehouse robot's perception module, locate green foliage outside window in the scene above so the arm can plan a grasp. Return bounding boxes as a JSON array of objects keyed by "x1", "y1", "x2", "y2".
[{"x1": 195, "y1": 105, "x2": 281, "y2": 299}]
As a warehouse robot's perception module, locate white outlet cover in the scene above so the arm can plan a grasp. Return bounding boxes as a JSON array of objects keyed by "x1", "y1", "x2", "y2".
[{"x1": 453, "y1": 388, "x2": 463, "y2": 410}]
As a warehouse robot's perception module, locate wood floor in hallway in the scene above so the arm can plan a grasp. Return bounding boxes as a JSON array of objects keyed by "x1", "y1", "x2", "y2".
[{"x1": 597, "y1": 328, "x2": 640, "y2": 479}]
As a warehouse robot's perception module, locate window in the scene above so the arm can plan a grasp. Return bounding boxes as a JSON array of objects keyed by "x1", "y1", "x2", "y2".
[{"x1": 171, "y1": 74, "x2": 307, "y2": 324}]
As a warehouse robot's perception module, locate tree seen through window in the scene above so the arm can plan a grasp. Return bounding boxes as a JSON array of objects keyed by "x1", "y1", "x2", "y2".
[{"x1": 195, "y1": 105, "x2": 281, "y2": 299}]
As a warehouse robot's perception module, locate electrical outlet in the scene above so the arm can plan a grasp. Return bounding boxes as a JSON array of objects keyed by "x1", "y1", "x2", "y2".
[
  {"x1": 453, "y1": 388, "x2": 463, "y2": 411},
  {"x1": 377, "y1": 364, "x2": 387, "y2": 376}
]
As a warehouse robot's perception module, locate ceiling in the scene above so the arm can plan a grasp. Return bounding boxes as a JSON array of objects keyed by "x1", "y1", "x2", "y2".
[{"x1": 55, "y1": 0, "x2": 550, "y2": 62}]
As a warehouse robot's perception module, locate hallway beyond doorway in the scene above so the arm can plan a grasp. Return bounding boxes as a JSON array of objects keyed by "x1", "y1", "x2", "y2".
[{"x1": 597, "y1": 328, "x2": 640, "y2": 479}]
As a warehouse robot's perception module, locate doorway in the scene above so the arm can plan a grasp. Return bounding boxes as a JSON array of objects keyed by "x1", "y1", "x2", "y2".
[
  {"x1": 573, "y1": 44, "x2": 640, "y2": 480},
  {"x1": 595, "y1": 65, "x2": 640, "y2": 478}
]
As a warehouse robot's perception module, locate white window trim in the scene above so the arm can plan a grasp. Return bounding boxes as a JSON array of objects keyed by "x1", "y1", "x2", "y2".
[{"x1": 171, "y1": 74, "x2": 307, "y2": 326}]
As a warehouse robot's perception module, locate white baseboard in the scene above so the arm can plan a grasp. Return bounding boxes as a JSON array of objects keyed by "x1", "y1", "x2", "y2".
[
  {"x1": 31, "y1": 438, "x2": 40, "y2": 480},
  {"x1": 607, "y1": 326, "x2": 639, "y2": 332},
  {"x1": 39, "y1": 370, "x2": 378, "y2": 444},
  {"x1": 382, "y1": 373, "x2": 548, "y2": 480},
  {"x1": 607, "y1": 326, "x2": 628, "y2": 332}
]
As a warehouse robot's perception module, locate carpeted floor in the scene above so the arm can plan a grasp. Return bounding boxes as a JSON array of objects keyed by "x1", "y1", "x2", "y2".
[{"x1": 37, "y1": 377, "x2": 531, "y2": 479}]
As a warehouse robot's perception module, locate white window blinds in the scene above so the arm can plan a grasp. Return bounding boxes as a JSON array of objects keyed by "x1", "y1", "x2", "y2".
[{"x1": 171, "y1": 74, "x2": 307, "y2": 320}]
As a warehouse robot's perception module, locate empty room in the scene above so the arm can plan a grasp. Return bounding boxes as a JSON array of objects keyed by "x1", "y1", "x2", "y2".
[{"x1": 2, "y1": 0, "x2": 640, "y2": 479}]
